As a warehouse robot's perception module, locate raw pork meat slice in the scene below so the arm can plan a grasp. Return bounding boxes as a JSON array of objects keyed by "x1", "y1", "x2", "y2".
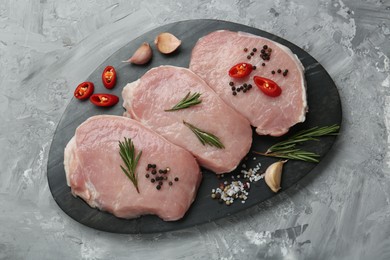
[
  {"x1": 190, "y1": 30, "x2": 307, "y2": 136},
  {"x1": 64, "y1": 115, "x2": 201, "y2": 221},
  {"x1": 122, "y1": 66, "x2": 252, "y2": 174}
]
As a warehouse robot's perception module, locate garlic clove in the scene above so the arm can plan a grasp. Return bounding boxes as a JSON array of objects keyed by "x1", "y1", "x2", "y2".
[
  {"x1": 264, "y1": 160, "x2": 288, "y2": 193},
  {"x1": 154, "y1": 32, "x2": 181, "y2": 54},
  {"x1": 123, "y1": 42, "x2": 153, "y2": 65}
]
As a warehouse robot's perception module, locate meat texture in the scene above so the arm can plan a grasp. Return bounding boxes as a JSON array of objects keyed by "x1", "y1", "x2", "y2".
[
  {"x1": 189, "y1": 30, "x2": 307, "y2": 136},
  {"x1": 64, "y1": 115, "x2": 202, "y2": 221},
  {"x1": 122, "y1": 66, "x2": 252, "y2": 174}
]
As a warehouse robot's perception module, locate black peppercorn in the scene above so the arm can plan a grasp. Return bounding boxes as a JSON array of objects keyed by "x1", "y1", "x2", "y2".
[
  {"x1": 244, "y1": 47, "x2": 248, "y2": 52},
  {"x1": 174, "y1": 177, "x2": 179, "y2": 182},
  {"x1": 277, "y1": 69, "x2": 282, "y2": 73},
  {"x1": 169, "y1": 181, "x2": 173, "y2": 186},
  {"x1": 253, "y1": 48, "x2": 257, "y2": 52},
  {"x1": 232, "y1": 91, "x2": 237, "y2": 96},
  {"x1": 247, "y1": 55, "x2": 251, "y2": 59},
  {"x1": 232, "y1": 86, "x2": 236, "y2": 91},
  {"x1": 252, "y1": 66, "x2": 256, "y2": 70},
  {"x1": 250, "y1": 52, "x2": 254, "y2": 56},
  {"x1": 151, "y1": 178, "x2": 155, "y2": 183},
  {"x1": 156, "y1": 185, "x2": 161, "y2": 190},
  {"x1": 262, "y1": 63, "x2": 265, "y2": 66},
  {"x1": 271, "y1": 70, "x2": 275, "y2": 74},
  {"x1": 229, "y1": 81, "x2": 234, "y2": 86},
  {"x1": 159, "y1": 181, "x2": 163, "y2": 185},
  {"x1": 152, "y1": 169, "x2": 156, "y2": 175},
  {"x1": 145, "y1": 174, "x2": 150, "y2": 178},
  {"x1": 263, "y1": 45, "x2": 268, "y2": 49}
]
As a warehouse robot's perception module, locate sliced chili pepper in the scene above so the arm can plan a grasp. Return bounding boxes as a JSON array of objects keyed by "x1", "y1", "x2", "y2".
[
  {"x1": 90, "y1": 94, "x2": 119, "y2": 107},
  {"x1": 253, "y1": 76, "x2": 282, "y2": 97},
  {"x1": 228, "y1": 63, "x2": 253, "y2": 78},
  {"x1": 74, "y1": 82, "x2": 94, "y2": 100},
  {"x1": 102, "y1": 66, "x2": 117, "y2": 89}
]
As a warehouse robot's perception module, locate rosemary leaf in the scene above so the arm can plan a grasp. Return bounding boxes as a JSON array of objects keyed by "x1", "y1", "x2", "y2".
[
  {"x1": 183, "y1": 121, "x2": 225, "y2": 149},
  {"x1": 119, "y1": 137, "x2": 142, "y2": 193},
  {"x1": 254, "y1": 124, "x2": 340, "y2": 163},
  {"x1": 165, "y1": 92, "x2": 202, "y2": 112},
  {"x1": 254, "y1": 150, "x2": 320, "y2": 163},
  {"x1": 267, "y1": 125, "x2": 340, "y2": 153}
]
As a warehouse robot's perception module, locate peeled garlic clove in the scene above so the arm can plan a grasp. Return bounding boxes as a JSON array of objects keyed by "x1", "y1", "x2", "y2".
[
  {"x1": 124, "y1": 42, "x2": 152, "y2": 65},
  {"x1": 264, "y1": 160, "x2": 288, "y2": 193},
  {"x1": 154, "y1": 32, "x2": 181, "y2": 54}
]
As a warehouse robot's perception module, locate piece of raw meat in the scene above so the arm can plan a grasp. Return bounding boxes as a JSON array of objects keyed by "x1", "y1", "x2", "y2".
[
  {"x1": 189, "y1": 30, "x2": 307, "y2": 136},
  {"x1": 122, "y1": 66, "x2": 252, "y2": 174},
  {"x1": 64, "y1": 115, "x2": 202, "y2": 221}
]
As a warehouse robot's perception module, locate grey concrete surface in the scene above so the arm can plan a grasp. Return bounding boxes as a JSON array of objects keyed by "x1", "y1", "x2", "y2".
[{"x1": 1, "y1": 0, "x2": 389, "y2": 259}]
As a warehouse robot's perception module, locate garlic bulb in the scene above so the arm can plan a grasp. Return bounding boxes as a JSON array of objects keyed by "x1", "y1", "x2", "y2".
[
  {"x1": 264, "y1": 160, "x2": 288, "y2": 193},
  {"x1": 124, "y1": 42, "x2": 152, "y2": 65},
  {"x1": 154, "y1": 32, "x2": 181, "y2": 54}
]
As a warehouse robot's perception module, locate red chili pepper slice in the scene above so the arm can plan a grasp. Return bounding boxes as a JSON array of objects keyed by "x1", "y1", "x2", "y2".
[
  {"x1": 90, "y1": 94, "x2": 119, "y2": 107},
  {"x1": 253, "y1": 76, "x2": 282, "y2": 97},
  {"x1": 102, "y1": 66, "x2": 117, "y2": 89},
  {"x1": 74, "y1": 82, "x2": 94, "y2": 100},
  {"x1": 228, "y1": 63, "x2": 253, "y2": 78}
]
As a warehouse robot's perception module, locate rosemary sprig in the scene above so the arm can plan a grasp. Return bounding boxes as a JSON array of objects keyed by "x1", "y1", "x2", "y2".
[
  {"x1": 118, "y1": 137, "x2": 142, "y2": 193},
  {"x1": 165, "y1": 92, "x2": 202, "y2": 111},
  {"x1": 183, "y1": 121, "x2": 225, "y2": 149},
  {"x1": 253, "y1": 149, "x2": 321, "y2": 163},
  {"x1": 254, "y1": 124, "x2": 340, "y2": 163}
]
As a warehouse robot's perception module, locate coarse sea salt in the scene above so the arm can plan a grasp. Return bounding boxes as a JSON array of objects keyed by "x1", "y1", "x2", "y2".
[{"x1": 211, "y1": 162, "x2": 264, "y2": 206}]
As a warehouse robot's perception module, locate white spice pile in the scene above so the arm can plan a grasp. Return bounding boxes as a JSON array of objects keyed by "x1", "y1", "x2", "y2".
[{"x1": 211, "y1": 162, "x2": 264, "y2": 205}]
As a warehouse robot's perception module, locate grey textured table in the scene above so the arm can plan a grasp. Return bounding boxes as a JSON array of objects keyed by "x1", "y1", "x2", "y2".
[{"x1": 1, "y1": 0, "x2": 389, "y2": 259}]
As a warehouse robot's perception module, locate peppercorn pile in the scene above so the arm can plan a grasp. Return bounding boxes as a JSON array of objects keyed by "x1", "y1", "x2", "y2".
[{"x1": 145, "y1": 163, "x2": 179, "y2": 190}]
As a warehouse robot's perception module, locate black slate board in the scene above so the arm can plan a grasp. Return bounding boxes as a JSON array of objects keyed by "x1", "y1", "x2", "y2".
[{"x1": 47, "y1": 19, "x2": 342, "y2": 234}]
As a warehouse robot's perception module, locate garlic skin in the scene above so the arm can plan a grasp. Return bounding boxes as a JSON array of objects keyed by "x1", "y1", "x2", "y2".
[
  {"x1": 124, "y1": 42, "x2": 152, "y2": 65},
  {"x1": 154, "y1": 32, "x2": 181, "y2": 54},
  {"x1": 264, "y1": 160, "x2": 288, "y2": 193}
]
